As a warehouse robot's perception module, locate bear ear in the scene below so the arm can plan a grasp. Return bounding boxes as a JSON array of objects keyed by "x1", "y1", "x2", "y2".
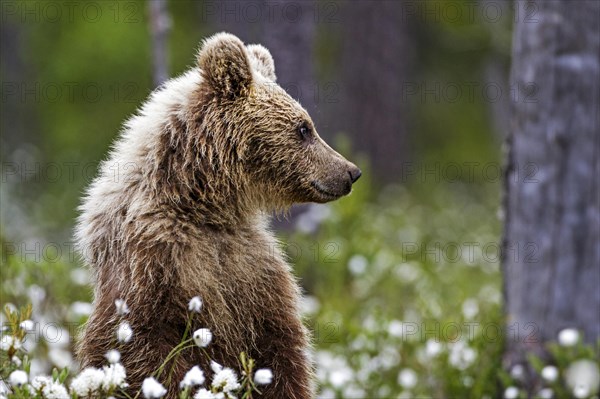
[
  {"x1": 197, "y1": 32, "x2": 253, "y2": 99},
  {"x1": 246, "y1": 44, "x2": 276, "y2": 82}
]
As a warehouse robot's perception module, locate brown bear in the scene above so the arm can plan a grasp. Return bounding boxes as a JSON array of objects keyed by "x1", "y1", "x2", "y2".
[{"x1": 76, "y1": 32, "x2": 361, "y2": 399}]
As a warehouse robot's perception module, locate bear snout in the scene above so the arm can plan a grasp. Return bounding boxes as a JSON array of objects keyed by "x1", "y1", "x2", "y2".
[{"x1": 348, "y1": 166, "x2": 362, "y2": 184}]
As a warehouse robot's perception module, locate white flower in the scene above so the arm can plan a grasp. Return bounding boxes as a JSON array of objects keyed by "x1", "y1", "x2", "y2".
[
  {"x1": 387, "y1": 320, "x2": 405, "y2": 337},
  {"x1": 102, "y1": 363, "x2": 127, "y2": 390},
  {"x1": 348, "y1": 255, "x2": 368, "y2": 275},
  {"x1": 254, "y1": 368, "x2": 273, "y2": 385},
  {"x1": 504, "y1": 386, "x2": 519, "y2": 399},
  {"x1": 397, "y1": 368, "x2": 417, "y2": 389},
  {"x1": 194, "y1": 388, "x2": 217, "y2": 399},
  {"x1": 31, "y1": 376, "x2": 53, "y2": 391},
  {"x1": 11, "y1": 355, "x2": 21, "y2": 366},
  {"x1": 329, "y1": 368, "x2": 352, "y2": 388},
  {"x1": 70, "y1": 367, "x2": 105, "y2": 396},
  {"x1": 188, "y1": 297, "x2": 203, "y2": 313},
  {"x1": 106, "y1": 349, "x2": 121, "y2": 364},
  {"x1": 448, "y1": 341, "x2": 477, "y2": 370},
  {"x1": 558, "y1": 328, "x2": 580, "y2": 347},
  {"x1": 537, "y1": 388, "x2": 554, "y2": 399},
  {"x1": 573, "y1": 384, "x2": 590, "y2": 398},
  {"x1": 565, "y1": 360, "x2": 600, "y2": 397},
  {"x1": 42, "y1": 381, "x2": 70, "y2": 399},
  {"x1": 9, "y1": 370, "x2": 28, "y2": 386},
  {"x1": 511, "y1": 364, "x2": 525, "y2": 380},
  {"x1": 211, "y1": 367, "x2": 240, "y2": 393},
  {"x1": 70, "y1": 302, "x2": 93, "y2": 317},
  {"x1": 1, "y1": 335, "x2": 22, "y2": 351},
  {"x1": 462, "y1": 376, "x2": 474, "y2": 387},
  {"x1": 193, "y1": 328, "x2": 212, "y2": 347},
  {"x1": 425, "y1": 339, "x2": 443, "y2": 358},
  {"x1": 115, "y1": 299, "x2": 130, "y2": 315},
  {"x1": 0, "y1": 380, "x2": 8, "y2": 396},
  {"x1": 117, "y1": 321, "x2": 133, "y2": 343},
  {"x1": 211, "y1": 361, "x2": 223, "y2": 373},
  {"x1": 541, "y1": 365, "x2": 559, "y2": 382},
  {"x1": 19, "y1": 320, "x2": 34, "y2": 331},
  {"x1": 142, "y1": 377, "x2": 167, "y2": 398},
  {"x1": 180, "y1": 366, "x2": 205, "y2": 388},
  {"x1": 462, "y1": 298, "x2": 479, "y2": 319},
  {"x1": 49, "y1": 348, "x2": 72, "y2": 369},
  {"x1": 300, "y1": 295, "x2": 320, "y2": 315}
]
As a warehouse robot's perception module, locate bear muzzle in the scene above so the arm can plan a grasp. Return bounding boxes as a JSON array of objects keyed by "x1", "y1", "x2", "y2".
[{"x1": 311, "y1": 163, "x2": 361, "y2": 202}]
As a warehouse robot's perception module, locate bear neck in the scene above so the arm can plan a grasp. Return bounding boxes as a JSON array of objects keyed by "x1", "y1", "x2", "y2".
[{"x1": 145, "y1": 107, "x2": 261, "y2": 230}]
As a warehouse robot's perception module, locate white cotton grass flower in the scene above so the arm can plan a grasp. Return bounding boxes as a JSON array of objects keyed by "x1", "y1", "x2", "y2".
[
  {"x1": 180, "y1": 365, "x2": 205, "y2": 389},
  {"x1": 211, "y1": 367, "x2": 240, "y2": 393},
  {"x1": 387, "y1": 320, "x2": 405, "y2": 338},
  {"x1": 461, "y1": 298, "x2": 479, "y2": 319},
  {"x1": 41, "y1": 380, "x2": 70, "y2": 399},
  {"x1": 115, "y1": 299, "x2": 130, "y2": 315},
  {"x1": 504, "y1": 386, "x2": 519, "y2": 399},
  {"x1": 448, "y1": 341, "x2": 477, "y2": 370},
  {"x1": 37, "y1": 378, "x2": 71, "y2": 399},
  {"x1": 70, "y1": 302, "x2": 93, "y2": 318},
  {"x1": 254, "y1": 368, "x2": 273, "y2": 385},
  {"x1": 117, "y1": 321, "x2": 133, "y2": 343},
  {"x1": 541, "y1": 365, "x2": 559, "y2": 382},
  {"x1": 211, "y1": 361, "x2": 223, "y2": 373},
  {"x1": 537, "y1": 388, "x2": 554, "y2": 399},
  {"x1": 9, "y1": 370, "x2": 28, "y2": 386},
  {"x1": 188, "y1": 296, "x2": 203, "y2": 313},
  {"x1": 329, "y1": 368, "x2": 353, "y2": 388},
  {"x1": 105, "y1": 349, "x2": 121, "y2": 364},
  {"x1": 48, "y1": 348, "x2": 73, "y2": 369},
  {"x1": 558, "y1": 328, "x2": 580, "y2": 347},
  {"x1": 348, "y1": 254, "x2": 368, "y2": 275},
  {"x1": 510, "y1": 364, "x2": 525, "y2": 380},
  {"x1": 142, "y1": 377, "x2": 167, "y2": 398},
  {"x1": 573, "y1": 384, "x2": 590, "y2": 398},
  {"x1": 425, "y1": 339, "x2": 443, "y2": 358},
  {"x1": 0, "y1": 380, "x2": 8, "y2": 395},
  {"x1": 102, "y1": 363, "x2": 127, "y2": 390},
  {"x1": 1, "y1": 335, "x2": 22, "y2": 351},
  {"x1": 70, "y1": 367, "x2": 105, "y2": 396},
  {"x1": 397, "y1": 368, "x2": 417, "y2": 389},
  {"x1": 193, "y1": 328, "x2": 212, "y2": 348},
  {"x1": 19, "y1": 319, "x2": 34, "y2": 331},
  {"x1": 565, "y1": 359, "x2": 600, "y2": 398},
  {"x1": 194, "y1": 388, "x2": 216, "y2": 399},
  {"x1": 31, "y1": 376, "x2": 53, "y2": 391},
  {"x1": 300, "y1": 295, "x2": 320, "y2": 315}
]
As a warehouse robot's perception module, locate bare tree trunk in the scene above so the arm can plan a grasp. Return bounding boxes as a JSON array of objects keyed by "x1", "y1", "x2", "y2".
[
  {"x1": 336, "y1": 0, "x2": 415, "y2": 183},
  {"x1": 148, "y1": 0, "x2": 171, "y2": 86},
  {"x1": 258, "y1": 0, "x2": 317, "y2": 116},
  {"x1": 502, "y1": 0, "x2": 600, "y2": 370},
  {"x1": 204, "y1": 0, "x2": 316, "y2": 115}
]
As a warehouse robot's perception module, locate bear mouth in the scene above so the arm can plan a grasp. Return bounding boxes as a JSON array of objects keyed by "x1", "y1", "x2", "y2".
[{"x1": 310, "y1": 181, "x2": 343, "y2": 200}]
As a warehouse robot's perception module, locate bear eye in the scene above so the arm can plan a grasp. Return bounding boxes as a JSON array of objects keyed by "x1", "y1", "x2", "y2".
[{"x1": 297, "y1": 123, "x2": 312, "y2": 141}]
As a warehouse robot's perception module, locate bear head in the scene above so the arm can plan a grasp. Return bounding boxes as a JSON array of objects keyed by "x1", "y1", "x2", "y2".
[{"x1": 194, "y1": 32, "x2": 361, "y2": 211}]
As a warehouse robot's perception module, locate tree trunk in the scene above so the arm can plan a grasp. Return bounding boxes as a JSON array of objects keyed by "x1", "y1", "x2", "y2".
[
  {"x1": 259, "y1": 0, "x2": 317, "y2": 117},
  {"x1": 336, "y1": 0, "x2": 415, "y2": 183},
  {"x1": 148, "y1": 0, "x2": 171, "y2": 86},
  {"x1": 502, "y1": 0, "x2": 600, "y2": 367}
]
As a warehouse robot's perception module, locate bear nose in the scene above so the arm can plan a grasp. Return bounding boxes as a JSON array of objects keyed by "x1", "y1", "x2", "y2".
[{"x1": 348, "y1": 167, "x2": 362, "y2": 184}]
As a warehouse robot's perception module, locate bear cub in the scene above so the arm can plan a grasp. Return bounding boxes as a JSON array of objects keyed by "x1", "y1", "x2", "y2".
[{"x1": 76, "y1": 32, "x2": 361, "y2": 399}]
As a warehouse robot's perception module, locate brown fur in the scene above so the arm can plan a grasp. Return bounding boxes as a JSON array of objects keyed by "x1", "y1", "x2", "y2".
[{"x1": 76, "y1": 32, "x2": 360, "y2": 399}]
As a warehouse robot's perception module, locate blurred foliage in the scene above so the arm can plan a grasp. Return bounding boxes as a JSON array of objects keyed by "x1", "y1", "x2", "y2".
[{"x1": 0, "y1": 0, "x2": 512, "y2": 235}]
